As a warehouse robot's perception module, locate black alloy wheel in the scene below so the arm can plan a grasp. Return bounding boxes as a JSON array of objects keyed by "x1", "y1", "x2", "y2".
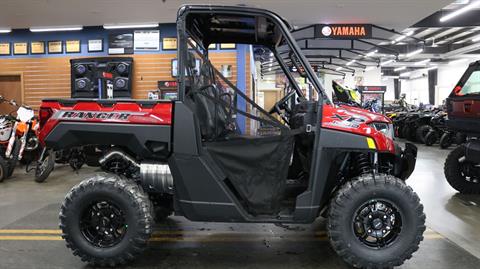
[{"x1": 444, "y1": 145, "x2": 480, "y2": 194}]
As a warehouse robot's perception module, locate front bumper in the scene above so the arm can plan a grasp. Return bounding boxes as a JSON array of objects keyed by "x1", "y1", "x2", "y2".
[{"x1": 394, "y1": 142, "x2": 417, "y2": 180}]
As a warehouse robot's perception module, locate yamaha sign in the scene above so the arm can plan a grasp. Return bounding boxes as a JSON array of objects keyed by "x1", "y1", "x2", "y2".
[{"x1": 315, "y1": 24, "x2": 372, "y2": 39}]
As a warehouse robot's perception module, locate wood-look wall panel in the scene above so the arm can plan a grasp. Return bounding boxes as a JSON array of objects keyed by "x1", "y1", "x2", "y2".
[{"x1": 0, "y1": 52, "x2": 237, "y2": 110}]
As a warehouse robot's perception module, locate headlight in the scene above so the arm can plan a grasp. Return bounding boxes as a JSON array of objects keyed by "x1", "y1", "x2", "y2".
[{"x1": 369, "y1": 122, "x2": 394, "y2": 139}]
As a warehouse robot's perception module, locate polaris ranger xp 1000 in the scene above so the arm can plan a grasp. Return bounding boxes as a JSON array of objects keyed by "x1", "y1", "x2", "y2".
[{"x1": 37, "y1": 5, "x2": 424, "y2": 268}]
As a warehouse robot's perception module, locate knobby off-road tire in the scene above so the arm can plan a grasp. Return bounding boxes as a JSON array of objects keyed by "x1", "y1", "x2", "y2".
[
  {"x1": 424, "y1": 131, "x2": 438, "y2": 146},
  {"x1": 34, "y1": 151, "x2": 55, "y2": 183},
  {"x1": 327, "y1": 174, "x2": 426, "y2": 269},
  {"x1": 59, "y1": 173, "x2": 154, "y2": 267},
  {"x1": 444, "y1": 145, "x2": 480, "y2": 194},
  {"x1": 6, "y1": 140, "x2": 21, "y2": 178},
  {"x1": 0, "y1": 156, "x2": 8, "y2": 182},
  {"x1": 439, "y1": 133, "x2": 453, "y2": 149},
  {"x1": 416, "y1": 125, "x2": 431, "y2": 144}
]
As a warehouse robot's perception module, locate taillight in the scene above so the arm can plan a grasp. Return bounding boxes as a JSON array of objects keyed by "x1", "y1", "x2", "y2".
[
  {"x1": 454, "y1": 85, "x2": 463, "y2": 96},
  {"x1": 39, "y1": 107, "x2": 53, "y2": 129}
]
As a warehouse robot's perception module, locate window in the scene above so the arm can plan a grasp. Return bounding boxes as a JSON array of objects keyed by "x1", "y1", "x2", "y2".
[{"x1": 459, "y1": 70, "x2": 480, "y2": 95}]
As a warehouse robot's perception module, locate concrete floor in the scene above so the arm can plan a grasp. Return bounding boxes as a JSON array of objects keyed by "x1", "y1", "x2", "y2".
[{"x1": 0, "y1": 143, "x2": 479, "y2": 268}]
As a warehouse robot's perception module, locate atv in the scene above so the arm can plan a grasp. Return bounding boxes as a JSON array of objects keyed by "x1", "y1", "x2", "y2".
[
  {"x1": 445, "y1": 60, "x2": 480, "y2": 194},
  {"x1": 37, "y1": 5, "x2": 425, "y2": 268}
]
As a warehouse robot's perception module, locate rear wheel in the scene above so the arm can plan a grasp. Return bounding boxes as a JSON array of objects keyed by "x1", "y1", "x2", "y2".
[
  {"x1": 6, "y1": 139, "x2": 21, "y2": 178},
  {"x1": 59, "y1": 174, "x2": 153, "y2": 267},
  {"x1": 416, "y1": 125, "x2": 431, "y2": 143},
  {"x1": 327, "y1": 174, "x2": 425, "y2": 269},
  {"x1": 439, "y1": 133, "x2": 453, "y2": 149},
  {"x1": 424, "y1": 131, "x2": 438, "y2": 146},
  {"x1": 444, "y1": 145, "x2": 480, "y2": 194}
]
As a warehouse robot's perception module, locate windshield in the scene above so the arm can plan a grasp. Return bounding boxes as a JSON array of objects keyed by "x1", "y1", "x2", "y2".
[{"x1": 458, "y1": 70, "x2": 480, "y2": 96}]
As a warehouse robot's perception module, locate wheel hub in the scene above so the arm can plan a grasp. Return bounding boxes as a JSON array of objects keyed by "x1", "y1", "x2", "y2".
[
  {"x1": 353, "y1": 200, "x2": 402, "y2": 248},
  {"x1": 80, "y1": 201, "x2": 127, "y2": 248}
]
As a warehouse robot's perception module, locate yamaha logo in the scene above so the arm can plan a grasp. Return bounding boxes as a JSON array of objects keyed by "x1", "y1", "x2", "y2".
[{"x1": 322, "y1": 26, "x2": 332, "y2": 36}]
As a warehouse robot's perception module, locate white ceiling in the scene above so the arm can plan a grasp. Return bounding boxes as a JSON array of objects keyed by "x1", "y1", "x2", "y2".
[{"x1": 0, "y1": 0, "x2": 453, "y2": 30}]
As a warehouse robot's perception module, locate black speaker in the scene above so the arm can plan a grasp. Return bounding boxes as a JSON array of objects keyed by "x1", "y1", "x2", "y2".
[{"x1": 70, "y1": 57, "x2": 133, "y2": 99}]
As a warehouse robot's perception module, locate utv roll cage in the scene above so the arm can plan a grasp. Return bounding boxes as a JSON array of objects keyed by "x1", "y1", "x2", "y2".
[{"x1": 175, "y1": 5, "x2": 327, "y2": 106}]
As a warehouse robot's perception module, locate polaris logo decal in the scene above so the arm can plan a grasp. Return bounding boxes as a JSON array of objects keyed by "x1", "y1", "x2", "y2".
[{"x1": 54, "y1": 111, "x2": 143, "y2": 121}]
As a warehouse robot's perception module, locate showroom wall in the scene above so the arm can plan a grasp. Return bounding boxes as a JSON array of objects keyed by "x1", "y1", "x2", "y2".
[{"x1": 0, "y1": 25, "x2": 243, "y2": 110}]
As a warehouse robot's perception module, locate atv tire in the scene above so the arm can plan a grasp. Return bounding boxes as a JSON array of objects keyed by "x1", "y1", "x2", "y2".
[
  {"x1": 327, "y1": 174, "x2": 425, "y2": 269},
  {"x1": 416, "y1": 125, "x2": 431, "y2": 143},
  {"x1": 444, "y1": 145, "x2": 480, "y2": 194},
  {"x1": 60, "y1": 173, "x2": 153, "y2": 267},
  {"x1": 0, "y1": 156, "x2": 8, "y2": 182},
  {"x1": 34, "y1": 151, "x2": 55, "y2": 183},
  {"x1": 440, "y1": 133, "x2": 453, "y2": 149},
  {"x1": 424, "y1": 131, "x2": 438, "y2": 146}
]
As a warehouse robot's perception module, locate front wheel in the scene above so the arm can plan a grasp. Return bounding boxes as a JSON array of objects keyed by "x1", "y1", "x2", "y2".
[
  {"x1": 34, "y1": 151, "x2": 55, "y2": 183},
  {"x1": 59, "y1": 174, "x2": 153, "y2": 267},
  {"x1": 424, "y1": 131, "x2": 438, "y2": 146},
  {"x1": 327, "y1": 174, "x2": 425, "y2": 268},
  {"x1": 444, "y1": 145, "x2": 480, "y2": 194},
  {"x1": 439, "y1": 133, "x2": 453, "y2": 149}
]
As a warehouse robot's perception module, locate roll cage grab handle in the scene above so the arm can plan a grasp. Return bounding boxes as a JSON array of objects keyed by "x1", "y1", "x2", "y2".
[{"x1": 175, "y1": 5, "x2": 328, "y2": 109}]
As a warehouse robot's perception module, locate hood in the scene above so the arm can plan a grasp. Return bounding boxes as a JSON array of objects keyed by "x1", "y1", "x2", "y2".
[{"x1": 337, "y1": 104, "x2": 391, "y2": 124}]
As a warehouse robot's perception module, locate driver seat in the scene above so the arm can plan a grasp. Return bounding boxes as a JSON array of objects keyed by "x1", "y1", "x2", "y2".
[{"x1": 186, "y1": 52, "x2": 231, "y2": 140}]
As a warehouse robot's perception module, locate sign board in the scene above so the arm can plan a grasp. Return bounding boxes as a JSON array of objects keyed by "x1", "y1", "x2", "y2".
[
  {"x1": 66, "y1": 40, "x2": 81, "y2": 53},
  {"x1": 48, "y1": 40, "x2": 63, "y2": 54},
  {"x1": 134, "y1": 30, "x2": 160, "y2": 51},
  {"x1": 315, "y1": 24, "x2": 372, "y2": 39},
  {"x1": 158, "y1": 80, "x2": 178, "y2": 89},
  {"x1": 357, "y1": 86, "x2": 387, "y2": 93},
  {"x1": 88, "y1": 39, "x2": 103, "y2": 52},
  {"x1": 31, "y1": 41, "x2": 45, "y2": 54},
  {"x1": 0, "y1": 43, "x2": 10, "y2": 55},
  {"x1": 162, "y1": 37, "x2": 177, "y2": 50},
  {"x1": 108, "y1": 33, "x2": 133, "y2": 54},
  {"x1": 13, "y1": 42, "x2": 28, "y2": 55}
]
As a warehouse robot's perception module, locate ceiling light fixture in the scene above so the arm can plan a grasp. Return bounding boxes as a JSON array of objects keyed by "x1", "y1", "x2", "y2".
[
  {"x1": 472, "y1": 35, "x2": 480, "y2": 42},
  {"x1": 30, "y1": 26, "x2": 83, "y2": 32},
  {"x1": 0, "y1": 28, "x2": 11, "y2": 33},
  {"x1": 394, "y1": 66, "x2": 407, "y2": 72},
  {"x1": 449, "y1": 58, "x2": 468, "y2": 65},
  {"x1": 440, "y1": 1, "x2": 480, "y2": 22},
  {"x1": 103, "y1": 23, "x2": 159, "y2": 29},
  {"x1": 425, "y1": 66, "x2": 438, "y2": 71},
  {"x1": 380, "y1": 59, "x2": 395, "y2": 66},
  {"x1": 346, "y1": 60, "x2": 356, "y2": 66},
  {"x1": 415, "y1": 59, "x2": 431, "y2": 65},
  {"x1": 405, "y1": 48, "x2": 424, "y2": 58},
  {"x1": 391, "y1": 31, "x2": 414, "y2": 44},
  {"x1": 400, "y1": 71, "x2": 411, "y2": 77},
  {"x1": 365, "y1": 66, "x2": 376, "y2": 71},
  {"x1": 336, "y1": 67, "x2": 343, "y2": 71},
  {"x1": 365, "y1": 50, "x2": 378, "y2": 57}
]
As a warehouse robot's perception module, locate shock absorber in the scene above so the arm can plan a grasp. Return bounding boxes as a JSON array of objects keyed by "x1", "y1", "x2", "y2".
[{"x1": 356, "y1": 153, "x2": 373, "y2": 175}]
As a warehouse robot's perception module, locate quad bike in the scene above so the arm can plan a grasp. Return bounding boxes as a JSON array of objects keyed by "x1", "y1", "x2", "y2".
[
  {"x1": 37, "y1": 5, "x2": 425, "y2": 268},
  {"x1": 422, "y1": 110, "x2": 446, "y2": 146},
  {"x1": 444, "y1": 60, "x2": 480, "y2": 194}
]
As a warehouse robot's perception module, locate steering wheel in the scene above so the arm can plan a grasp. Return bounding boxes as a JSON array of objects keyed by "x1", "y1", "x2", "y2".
[{"x1": 268, "y1": 89, "x2": 296, "y2": 123}]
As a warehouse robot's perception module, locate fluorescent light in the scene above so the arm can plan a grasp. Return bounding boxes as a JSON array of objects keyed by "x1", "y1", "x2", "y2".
[
  {"x1": 425, "y1": 66, "x2": 438, "y2": 71},
  {"x1": 30, "y1": 26, "x2": 83, "y2": 32},
  {"x1": 415, "y1": 59, "x2": 431, "y2": 65},
  {"x1": 405, "y1": 48, "x2": 424, "y2": 58},
  {"x1": 440, "y1": 1, "x2": 480, "y2": 22},
  {"x1": 391, "y1": 31, "x2": 414, "y2": 44},
  {"x1": 365, "y1": 50, "x2": 378, "y2": 57},
  {"x1": 380, "y1": 59, "x2": 395, "y2": 66},
  {"x1": 103, "y1": 23, "x2": 159, "y2": 29},
  {"x1": 449, "y1": 58, "x2": 468, "y2": 65},
  {"x1": 268, "y1": 68, "x2": 272, "y2": 72},
  {"x1": 394, "y1": 66, "x2": 407, "y2": 72},
  {"x1": 336, "y1": 67, "x2": 343, "y2": 71},
  {"x1": 346, "y1": 60, "x2": 356, "y2": 66},
  {"x1": 365, "y1": 66, "x2": 376, "y2": 71},
  {"x1": 400, "y1": 71, "x2": 411, "y2": 77},
  {"x1": 472, "y1": 35, "x2": 480, "y2": 42},
  {"x1": 0, "y1": 28, "x2": 11, "y2": 33},
  {"x1": 269, "y1": 52, "x2": 274, "y2": 57}
]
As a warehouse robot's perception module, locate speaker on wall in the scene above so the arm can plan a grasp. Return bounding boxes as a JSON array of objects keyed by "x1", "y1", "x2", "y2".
[{"x1": 70, "y1": 57, "x2": 133, "y2": 99}]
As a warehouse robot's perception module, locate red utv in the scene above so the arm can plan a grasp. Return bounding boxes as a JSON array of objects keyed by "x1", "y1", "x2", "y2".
[
  {"x1": 445, "y1": 61, "x2": 480, "y2": 194},
  {"x1": 37, "y1": 5, "x2": 424, "y2": 268}
]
